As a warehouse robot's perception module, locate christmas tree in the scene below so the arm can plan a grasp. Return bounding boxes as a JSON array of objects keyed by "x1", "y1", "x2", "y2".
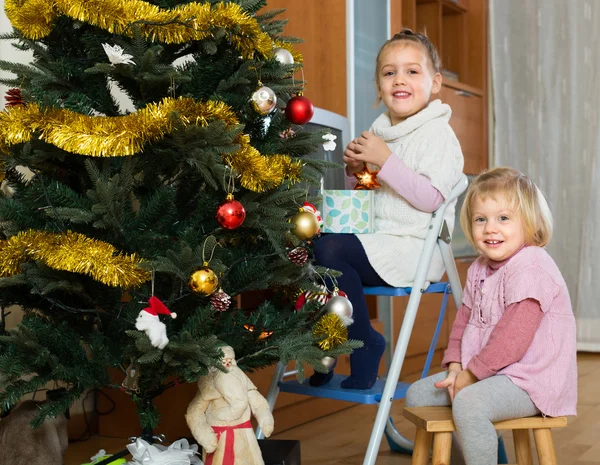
[{"x1": 0, "y1": 0, "x2": 358, "y2": 432}]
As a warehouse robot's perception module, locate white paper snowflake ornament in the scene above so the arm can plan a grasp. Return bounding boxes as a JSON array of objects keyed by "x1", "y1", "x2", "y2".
[{"x1": 102, "y1": 43, "x2": 136, "y2": 66}]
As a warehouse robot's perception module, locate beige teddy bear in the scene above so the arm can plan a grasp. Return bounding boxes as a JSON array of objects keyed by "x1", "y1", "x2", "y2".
[{"x1": 185, "y1": 346, "x2": 275, "y2": 465}]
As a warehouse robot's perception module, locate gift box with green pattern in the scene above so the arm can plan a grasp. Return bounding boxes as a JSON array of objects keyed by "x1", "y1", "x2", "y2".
[{"x1": 321, "y1": 190, "x2": 374, "y2": 233}]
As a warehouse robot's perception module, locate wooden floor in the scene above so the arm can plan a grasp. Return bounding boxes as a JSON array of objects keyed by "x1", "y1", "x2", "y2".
[{"x1": 65, "y1": 352, "x2": 600, "y2": 465}]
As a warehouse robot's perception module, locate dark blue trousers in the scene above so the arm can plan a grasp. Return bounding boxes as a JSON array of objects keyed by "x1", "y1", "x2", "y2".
[
  {"x1": 313, "y1": 234, "x2": 390, "y2": 391},
  {"x1": 313, "y1": 233, "x2": 389, "y2": 342}
]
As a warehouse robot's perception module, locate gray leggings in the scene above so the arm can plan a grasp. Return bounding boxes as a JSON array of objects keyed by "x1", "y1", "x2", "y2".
[{"x1": 406, "y1": 371, "x2": 539, "y2": 465}]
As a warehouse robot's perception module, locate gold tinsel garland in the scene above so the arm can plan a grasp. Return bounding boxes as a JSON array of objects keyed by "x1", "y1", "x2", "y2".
[
  {"x1": 0, "y1": 97, "x2": 303, "y2": 192},
  {"x1": 0, "y1": 230, "x2": 151, "y2": 288},
  {"x1": 312, "y1": 313, "x2": 348, "y2": 351},
  {"x1": 4, "y1": 0, "x2": 287, "y2": 60}
]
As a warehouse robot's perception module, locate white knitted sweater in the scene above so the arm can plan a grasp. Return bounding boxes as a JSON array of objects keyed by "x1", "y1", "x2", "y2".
[{"x1": 357, "y1": 100, "x2": 464, "y2": 287}]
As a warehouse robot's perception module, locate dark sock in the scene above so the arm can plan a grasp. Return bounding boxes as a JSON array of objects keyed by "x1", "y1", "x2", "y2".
[
  {"x1": 341, "y1": 331, "x2": 386, "y2": 390},
  {"x1": 309, "y1": 358, "x2": 337, "y2": 387}
]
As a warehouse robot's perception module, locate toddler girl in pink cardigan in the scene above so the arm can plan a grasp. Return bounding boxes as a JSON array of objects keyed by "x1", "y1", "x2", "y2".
[{"x1": 406, "y1": 166, "x2": 577, "y2": 465}]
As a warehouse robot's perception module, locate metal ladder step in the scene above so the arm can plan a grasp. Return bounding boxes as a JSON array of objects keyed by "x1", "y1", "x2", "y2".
[{"x1": 278, "y1": 375, "x2": 411, "y2": 404}]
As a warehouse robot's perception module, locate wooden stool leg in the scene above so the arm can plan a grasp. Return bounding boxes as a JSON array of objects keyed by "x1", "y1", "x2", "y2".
[
  {"x1": 533, "y1": 428, "x2": 558, "y2": 465},
  {"x1": 513, "y1": 429, "x2": 533, "y2": 465},
  {"x1": 412, "y1": 428, "x2": 433, "y2": 465},
  {"x1": 432, "y1": 431, "x2": 452, "y2": 465}
]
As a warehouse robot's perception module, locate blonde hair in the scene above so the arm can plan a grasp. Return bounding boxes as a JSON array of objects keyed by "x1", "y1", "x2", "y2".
[
  {"x1": 374, "y1": 28, "x2": 441, "y2": 106},
  {"x1": 460, "y1": 167, "x2": 553, "y2": 249}
]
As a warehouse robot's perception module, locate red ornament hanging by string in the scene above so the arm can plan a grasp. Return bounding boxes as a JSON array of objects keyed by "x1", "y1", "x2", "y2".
[
  {"x1": 285, "y1": 95, "x2": 314, "y2": 125},
  {"x1": 216, "y1": 193, "x2": 246, "y2": 229}
]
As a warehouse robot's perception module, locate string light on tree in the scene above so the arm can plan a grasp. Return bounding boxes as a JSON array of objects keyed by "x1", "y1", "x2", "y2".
[
  {"x1": 259, "y1": 330, "x2": 274, "y2": 341},
  {"x1": 243, "y1": 323, "x2": 274, "y2": 342}
]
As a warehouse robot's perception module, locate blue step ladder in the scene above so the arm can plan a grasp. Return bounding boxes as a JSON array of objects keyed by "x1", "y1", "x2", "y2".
[{"x1": 257, "y1": 175, "x2": 508, "y2": 465}]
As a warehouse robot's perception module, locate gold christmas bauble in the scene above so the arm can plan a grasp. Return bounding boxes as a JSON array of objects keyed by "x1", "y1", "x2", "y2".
[
  {"x1": 291, "y1": 210, "x2": 319, "y2": 240},
  {"x1": 189, "y1": 267, "x2": 219, "y2": 295}
]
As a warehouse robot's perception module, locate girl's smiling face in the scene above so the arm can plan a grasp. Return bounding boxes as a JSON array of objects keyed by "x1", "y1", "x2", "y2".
[
  {"x1": 377, "y1": 42, "x2": 441, "y2": 125},
  {"x1": 471, "y1": 193, "x2": 527, "y2": 261}
]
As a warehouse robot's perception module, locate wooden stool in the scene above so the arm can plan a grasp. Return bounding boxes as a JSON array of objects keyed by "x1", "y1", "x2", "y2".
[{"x1": 403, "y1": 406, "x2": 567, "y2": 465}]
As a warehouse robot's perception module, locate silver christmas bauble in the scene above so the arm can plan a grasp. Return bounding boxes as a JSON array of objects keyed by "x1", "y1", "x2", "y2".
[
  {"x1": 323, "y1": 295, "x2": 353, "y2": 326},
  {"x1": 320, "y1": 356, "x2": 336, "y2": 370},
  {"x1": 251, "y1": 86, "x2": 277, "y2": 115},
  {"x1": 273, "y1": 48, "x2": 294, "y2": 65}
]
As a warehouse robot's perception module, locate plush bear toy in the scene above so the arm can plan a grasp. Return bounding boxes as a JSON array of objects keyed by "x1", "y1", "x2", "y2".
[
  {"x1": 135, "y1": 296, "x2": 177, "y2": 350},
  {"x1": 185, "y1": 346, "x2": 274, "y2": 465}
]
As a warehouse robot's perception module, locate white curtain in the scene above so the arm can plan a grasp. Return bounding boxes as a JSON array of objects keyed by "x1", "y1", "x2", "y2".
[{"x1": 490, "y1": 0, "x2": 600, "y2": 351}]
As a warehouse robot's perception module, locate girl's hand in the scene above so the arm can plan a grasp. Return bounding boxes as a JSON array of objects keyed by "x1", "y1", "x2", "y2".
[
  {"x1": 454, "y1": 369, "x2": 478, "y2": 397},
  {"x1": 351, "y1": 132, "x2": 392, "y2": 168},
  {"x1": 343, "y1": 141, "x2": 364, "y2": 173},
  {"x1": 434, "y1": 364, "x2": 461, "y2": 402}
]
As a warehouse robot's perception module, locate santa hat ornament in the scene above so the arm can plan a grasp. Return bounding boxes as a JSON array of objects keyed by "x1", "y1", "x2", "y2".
[
  {"x1": 142, "y1": 295, "x2": 177, "y2": 319},
  {"x1": 301, "y1": 201, "x2": 323, "y2": 234}
]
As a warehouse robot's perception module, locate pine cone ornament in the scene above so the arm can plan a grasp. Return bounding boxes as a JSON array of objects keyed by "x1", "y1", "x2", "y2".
[
  {"x1": 4, "y1": 88, "x2": 24, "y2": 107},
  {"x1": 288, "y1": 247, "x2": 308, "y2": 266},
  {"x1": 211, "y1": 289, "x2": 232, "y2": 312}
]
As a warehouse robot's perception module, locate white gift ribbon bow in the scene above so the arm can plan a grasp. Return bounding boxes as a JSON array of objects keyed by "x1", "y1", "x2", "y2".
[{"x1": 126, "y1": 438, "x2": 202, "y2": 465}]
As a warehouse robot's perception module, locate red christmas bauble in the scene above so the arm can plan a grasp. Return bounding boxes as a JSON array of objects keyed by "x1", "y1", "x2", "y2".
[
  {"x1": 285, "y1": 95, "x2": 314, "y2": 125},
  {"x1": 216, "y1": 194, "x2": 246, "y2": 229}
]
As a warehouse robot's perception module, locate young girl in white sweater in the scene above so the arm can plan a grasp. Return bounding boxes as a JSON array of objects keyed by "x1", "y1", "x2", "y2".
[{"x1": 311, "y1": 29, "x2": 464, "y2": 389}]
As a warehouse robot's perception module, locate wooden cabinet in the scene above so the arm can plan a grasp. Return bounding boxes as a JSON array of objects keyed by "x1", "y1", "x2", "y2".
[
  {"x1": 259, "y1": 0, "x2": 347, "y2": 117},
  {"x1": 439, "y1": 83, "x2": 486, "y2": 174}
]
